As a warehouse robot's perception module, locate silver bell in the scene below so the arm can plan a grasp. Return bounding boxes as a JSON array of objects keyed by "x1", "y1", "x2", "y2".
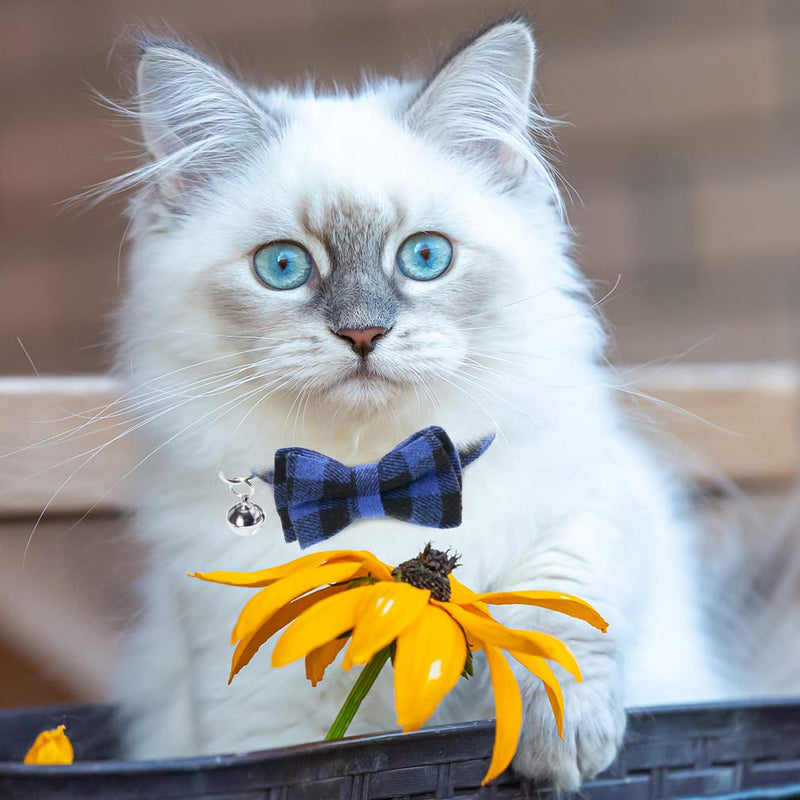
[{"x1": 226, "y1": 498, "x2": 265, "y2": 536}]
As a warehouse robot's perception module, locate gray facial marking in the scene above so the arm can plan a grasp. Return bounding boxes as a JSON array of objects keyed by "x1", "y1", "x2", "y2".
[{"x1": 314, "y1": 197, "x2": 402, "y2": 332}]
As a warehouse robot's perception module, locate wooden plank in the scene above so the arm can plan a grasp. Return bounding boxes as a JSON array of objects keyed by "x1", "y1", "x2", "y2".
[
  {"x1": 0, "y1": 375, "x2": 136, "y2": 516},
  {"x1": 0, "y1": 365, "x2": 798, "y2": 517},
  {"x1": 627, "y1": 362, "x2": 800, "y2": 487}
]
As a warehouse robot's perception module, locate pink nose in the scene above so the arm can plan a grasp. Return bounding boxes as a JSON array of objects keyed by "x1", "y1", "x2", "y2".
[{"x1": 334, "y1": 327, "x2": 388, "y2": 357}]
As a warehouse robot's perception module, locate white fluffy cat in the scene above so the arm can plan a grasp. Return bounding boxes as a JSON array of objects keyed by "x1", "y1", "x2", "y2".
[{"x1": 113, "y1": 20, "x2": 735, "y2": 789}]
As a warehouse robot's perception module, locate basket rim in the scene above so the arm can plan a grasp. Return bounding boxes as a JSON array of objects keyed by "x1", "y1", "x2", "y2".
[{"x1": 2, "y1": 696, "x2": 799, "y2": 776}]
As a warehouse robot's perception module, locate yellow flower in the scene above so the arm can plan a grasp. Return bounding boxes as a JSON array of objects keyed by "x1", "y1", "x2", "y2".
[
  {"x1": 191, "y1": 546, "x2": 607, "y2": 785},
  {"x1": 23, "y1": 725, "x2": 74, "y2": 765}
]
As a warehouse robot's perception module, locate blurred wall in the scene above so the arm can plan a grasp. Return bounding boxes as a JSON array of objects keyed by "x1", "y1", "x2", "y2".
[{"x1": 2, "y1": 0, "x2": 800, "y2": 375}]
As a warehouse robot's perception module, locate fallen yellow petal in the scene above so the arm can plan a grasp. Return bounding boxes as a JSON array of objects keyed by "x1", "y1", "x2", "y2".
[
  {"x1": 439, "y1": 603, "x2": 582, "y2": 681},
  {"x1": 482, "y1": 646, "x2": 523, "y2": 784},
  {"x1": 232, "y1": 561, "x2": 363, "y2": 642},
  {"x1": 342, "y1": 581, "x2": 430, "y2": 670},
  {"x1": 393, "y1": 605, "x2": 467, "y2": 732},
  {"x1": 272, "y1": 585, "x2": 372, "y2": 667},
  {"x1": 306, "y1": 637, "x2": 348, "y2": 686},
  {"x1": 475, "y1": 590, "x2": 608, "y2": 632},
  {"x1": 23, "y1": 725, "x2": 73, "y2": 766},
  {"x1": 229, "y1": 585, "x2": 344, "y2": 683}
]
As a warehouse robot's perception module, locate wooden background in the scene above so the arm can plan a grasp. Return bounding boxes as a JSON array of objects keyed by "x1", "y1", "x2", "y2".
[{"x1": 2, "y1": 1, "x2": 800, "y2": 713}]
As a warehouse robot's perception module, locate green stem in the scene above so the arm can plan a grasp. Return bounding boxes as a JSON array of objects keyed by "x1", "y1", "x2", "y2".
[{"x1": 325, "y1": 645, "x2": 392, "y2": 740}]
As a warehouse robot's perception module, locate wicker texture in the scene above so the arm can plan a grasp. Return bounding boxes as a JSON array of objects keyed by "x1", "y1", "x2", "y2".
[{"x1": 1, "y1": 701, "x2": 799, "y2": 799}]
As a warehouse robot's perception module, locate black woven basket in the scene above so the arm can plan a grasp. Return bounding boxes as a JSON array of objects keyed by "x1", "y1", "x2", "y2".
[{"x1": 1, "y1": 700, "x2": 799, "y2": 799}]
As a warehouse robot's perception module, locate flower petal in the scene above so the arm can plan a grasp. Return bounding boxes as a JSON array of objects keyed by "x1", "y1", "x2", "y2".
[
  {"x1": 232, "y1": 561, "x2": 363, "y2": 641},
  {"x1": 511, "y1": 652, "x2": 565, "y2": 738},
  {"x1": 272, "y1": 585, "x2": 371, "y2": 667},
  {"x1": 190, "y1": 549, "x2": 383, "y2": 589},
  {"x1": 393, "y1": 605, "x2": 467, "y2": 732},
  {"x1": 482, "y1": 646, "x2": 523, "y2": 785},
  {"x1": 23, "y1": 725, "x2": 74, "y2": 766},
  {"x1": 475, "y1": 591, "x2": 608, "y2": 632},
  {"x1": 440, "y1": 603, "x2": 581, "y2": 681},
  {"x1": 342, "y1": 581, "x2": 430, "y2": 670},
  {"x1": 306, "y1": 636, "x2": 348, "y2": 686},
  {"x1": 229, "y1": 585, "x2": 344, "y2": 683},
  {"x1": 448, "y1": 575, "x2": 481, "y2": 605},
  {"x1": 327, "y1": 551, "x2": 394, "y2": 582}
]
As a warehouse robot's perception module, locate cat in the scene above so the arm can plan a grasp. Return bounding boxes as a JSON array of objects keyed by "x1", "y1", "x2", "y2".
[{"x1": 111, "y1": 18, "x2": 735, "y2": 790}]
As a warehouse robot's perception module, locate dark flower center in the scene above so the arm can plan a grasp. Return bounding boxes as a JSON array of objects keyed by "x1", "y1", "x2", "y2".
[{"x1": 392, "y1": 543, "x2": 460, "y2": 602}]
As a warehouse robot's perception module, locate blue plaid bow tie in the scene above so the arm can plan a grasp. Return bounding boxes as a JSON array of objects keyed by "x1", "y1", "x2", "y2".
[{"x1": 252, "y1": 426, "x2": 494, "y2": 549}]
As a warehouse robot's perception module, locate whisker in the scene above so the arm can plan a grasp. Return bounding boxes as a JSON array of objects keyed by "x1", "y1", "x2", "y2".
[
  {"x1": 453, "y1": 287, "x2": 561, "y2": 325},
  {"x1": 444, "y1": 366, "x2": 579, "y2": 459},
  {"x1": 606, "y1": 384, "x2": 742, "y2": 437},
  {"x1": 59, "y1": 381, "x2": 280, "y2": 540},
  {"x1": 226, "y1": 376, "x2": 292, "y2": 446},
  {"x1": 532, "y1": 274, "x2": 622, "y2": 323},
  {"x1": 606, "y1": 331, "x2": 721, "y2": 387},
  {"x1": 0, "y1": 346, "x2": 290, "y2": 460},
  {"x1": 294, "y1": 378, "x2": 318, "y2": 441},
  {"x1": 432, "y1": 370, "x2": 522, "y2": 480},
  {"x1": 284, "y1": 378, "x2": 311, "y2": 441}
]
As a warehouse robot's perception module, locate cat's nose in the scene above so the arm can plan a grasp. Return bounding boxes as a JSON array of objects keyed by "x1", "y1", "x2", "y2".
[{"x1": 333, "y1": 326, "x2": 388, "y2": 357}]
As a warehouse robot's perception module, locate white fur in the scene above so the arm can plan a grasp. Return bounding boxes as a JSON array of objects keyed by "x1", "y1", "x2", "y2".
[{"x1": 113, "y1": 23, "x2": 731, "y2": 790}]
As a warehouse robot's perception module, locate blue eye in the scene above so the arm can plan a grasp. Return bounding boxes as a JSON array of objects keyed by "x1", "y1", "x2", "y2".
[
  {"x1": 396, "y1": 232, "x2": 453, "y2": 281},
  {"x1": 253, "y1": 241, "x2": 314, "y2": 290}
]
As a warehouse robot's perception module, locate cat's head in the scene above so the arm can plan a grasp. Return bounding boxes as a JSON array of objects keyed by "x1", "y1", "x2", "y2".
[{"x1": 117, "y1": 20, "x2": 600, "y2": 430}]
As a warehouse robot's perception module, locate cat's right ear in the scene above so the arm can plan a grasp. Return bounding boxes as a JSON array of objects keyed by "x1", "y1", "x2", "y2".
[
  {"x1": 406, "y1": 19, "x2": 554, "y2": 195},
  {"x1": 135, "y1": 39, "x2": 278, "y2": 201}
]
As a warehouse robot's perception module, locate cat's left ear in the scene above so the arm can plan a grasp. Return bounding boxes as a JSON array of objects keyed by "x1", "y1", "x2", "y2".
[
  {"x1": 407, "y1": 19, "x2": 540, "y2": 186},
  {"x1": 135, "y1": 38, "x2": 279, "y2": 201}
]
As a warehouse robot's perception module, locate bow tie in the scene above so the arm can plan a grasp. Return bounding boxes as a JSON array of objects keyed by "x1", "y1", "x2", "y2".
[{"x1": 252, "y1": 426, "x2": 494, "y2": 549}]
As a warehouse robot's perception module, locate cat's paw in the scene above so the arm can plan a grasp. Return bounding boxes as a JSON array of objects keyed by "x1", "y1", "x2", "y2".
[{"x1": 512, "y1": 679, "x2": 626, "y2": 791}]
